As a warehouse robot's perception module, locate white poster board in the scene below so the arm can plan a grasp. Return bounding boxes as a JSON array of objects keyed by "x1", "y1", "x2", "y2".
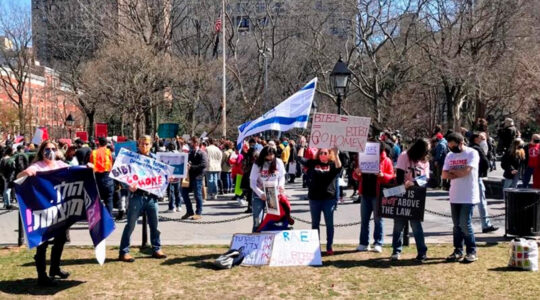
[
  {"x1": 269, "y1": 230, "x2": 322, "y2": 267},
  {"x1": 358, "y1": 142, "x2": 380, "y2": 174},
  {"x1": 309, "y1": 113, "x2": 371, "y2": 152},
  {"x1": 156, "y1": 152, "x2": 188, "y2": 179},
  {"x1": 109, "y1": 148, "x2": 174, "y2": 197},
  {"x1": 230, "y1": 233, "x2": 275, "y2": 266}
]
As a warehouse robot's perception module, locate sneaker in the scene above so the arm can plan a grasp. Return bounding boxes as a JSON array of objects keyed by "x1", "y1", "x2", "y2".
[
  {"x1": 391, "y1": 253, "x2": 401, "y2": 261},
  {"x1": 415, "y1": 254, "x2": 427, "y2": 262},
  {"x1": 244, "y1": 208, "x2": 252, "y2": 213},
  {"x1": 356, "y1": 244, "x2": 371, "y2": 252},
  {"x1": 373, "y1": 245, "x2": 383, "y2": 253},
  {"x1": 464, "y1": 253, "x2": 478, "y2": 263},
  {"x1": 446, "y1": 252, "x2": 464, "y2": 262},
  {"x1": 190, "y1": 214, "x2": 202, "y2": 220},
  {"x1": 239, "y1": 199, "x2": 248, "y2": 207},
  {"x1": 175, "y1": 207, "x2": 182, "y2": 212},
  {"x1": 482, "y1": 226, "x2": 499, "y2": 233},
  {"x1": 166, "y1": 209, "x2": 175, "y2": 213},
  {"x1": 118, "y1": 253, "x2": 135, "y2": 263},
  {"x1": 325, "y1": 250, "x2": 334, "y2": 256}
]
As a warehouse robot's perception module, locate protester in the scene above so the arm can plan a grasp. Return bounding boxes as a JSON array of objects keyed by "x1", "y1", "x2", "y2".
[
  {"x1": 279, "y1": 137, "x2": 290, "y2": 165},
  {"x1": 119, "y1": 135, "x2": 167, "y2": 262},
  {"x1": 205, "y1": 138, "x2": 222, "y2": 200},
  {"x1": 74, "y1": 139, "x2": 91, "y2": 165},
  {"x1": 249, "y1": 146, "x2": 286, "y2": 232},
  {"x1": 242, "y1": 145, "x2": 258, "y2": 215},
  {"x1": 220, "y1": 141, "x2": 234, "y2": 194},
  {"x1": 287, "y1": 139, "x2": 299, "y2": 183},
  {"x1": 166, "y1": 143, "x2": 182, "y2": 213},
  {"x1": 353, "y1": 141, "x2": 395, "y2": 253},
  {"x1": 0, "y1": 147, "x2": 16, "y2": 209},
  {"x1": 16, "y1": 141, "x2": 70, "y2": 286},
  {"x1": 298, "y1": 147, "x2": 342, "y2": 255},
  {"x1": 64, "y1": 145, "x2": 79, "y2": 166},
  {"x1": 497, "y1": 118, "x2": 518, "y2": 154},
  {"x1": 469, "y1": 133, "x2": 498, "y2": 233},
  {"x1": 90, "y1": 137, "x2": 115, "y2": 214},
  {"x1": 181, "y1": 137, "x2": 208, "y2": 220},
  {"x1": 442, "y1": 133, "x2": 480, "y2": 263},
  {"x1": 229, "y1": 144, "x2": 245, "y2": 204},
  {"x1": 391, "y1": 138, "x2": 430, "y2": 261},
  {"x1": 432, "y1": 133, "x2": 448, "y2": 188},
  {"x1": 523, "y1": 134, "x2": 540, "y2": 188},
  {"x1": 501, "y1": 138, "x2": 525, "y2": 189}
]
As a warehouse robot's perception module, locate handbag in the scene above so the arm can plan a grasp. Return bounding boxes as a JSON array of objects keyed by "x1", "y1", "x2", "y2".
[{"x1": 181, "y1": 177, "x2": 190, "y2": 188}]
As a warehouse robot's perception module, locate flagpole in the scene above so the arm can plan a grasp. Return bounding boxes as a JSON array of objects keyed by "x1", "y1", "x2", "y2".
[{"x1": 221, "y1": 0, "x2": 227, "y2": 138}]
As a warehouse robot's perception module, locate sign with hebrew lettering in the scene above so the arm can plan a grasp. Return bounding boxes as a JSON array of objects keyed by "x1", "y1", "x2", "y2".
[{"x1": 230, "y1": 233, "x2": 275, "y2": 266}]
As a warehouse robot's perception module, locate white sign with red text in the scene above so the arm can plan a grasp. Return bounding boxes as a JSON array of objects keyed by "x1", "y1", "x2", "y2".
[{"x1": 309, "y1": 113, "x2": 371, "y2": 152}]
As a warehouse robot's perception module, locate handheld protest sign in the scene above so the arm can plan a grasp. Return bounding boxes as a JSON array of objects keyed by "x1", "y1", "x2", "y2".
[
  {"x1": 358, "y1": 142, "x2": 380, "y2": 174},
  {"x1": 378, "y1": 185, "x2": 427, "y2": 221},
  {"x1": 309, "y1": 113, "x2": 371, "y2": 152},
  {"x1": 264, "y1": 185, "x2": 280, "y2": 216},
  {"x1": 109, "y1": 148, "x2": 174, "y2": 197},
  {"x1": 156, "y1": 152, "x2": 188, "y2": 179}
]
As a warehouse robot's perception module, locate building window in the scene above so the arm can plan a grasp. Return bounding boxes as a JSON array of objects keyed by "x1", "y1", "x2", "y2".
[{"x1": 236, "y1": 16, "x2": 249, "y2": 31}]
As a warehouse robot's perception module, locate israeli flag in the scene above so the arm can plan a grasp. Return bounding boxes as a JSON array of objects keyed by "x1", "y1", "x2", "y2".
[{"x1": 237, "y1": 78, "x2": 317, "y2": 147}]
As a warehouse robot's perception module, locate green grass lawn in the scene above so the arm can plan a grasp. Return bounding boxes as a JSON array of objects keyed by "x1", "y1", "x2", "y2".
[{"x1": 0, "y1": 243, "x2": 539, "y2": 299}]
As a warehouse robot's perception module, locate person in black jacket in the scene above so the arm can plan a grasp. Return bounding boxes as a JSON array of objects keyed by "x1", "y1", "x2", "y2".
[
  {"x1": 181, "y1": 137, "x2": 208, "y2": 220},
  {"x1": 469, "y1": 133, "x2": 497, "y2": 233},
  {"x1": 1, "y1": 147, "x2": 16, "y2": 209},
  {"x1": 501, "y1": 138, "x2": 525, "y2": 189}
]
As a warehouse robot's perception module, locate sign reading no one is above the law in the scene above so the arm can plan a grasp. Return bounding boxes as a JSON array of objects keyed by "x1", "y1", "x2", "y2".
[{"x1": 309, "y1": 113, "x2": 371, "y2": 152}]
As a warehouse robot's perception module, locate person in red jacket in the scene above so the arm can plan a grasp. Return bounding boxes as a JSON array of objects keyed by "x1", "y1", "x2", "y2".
[
  {"x1": 524, "y1": 134, "x2": 540, "y2": 189},
  {"x1": 353, "y1": 141, "x2": 395, "y2": 253}
]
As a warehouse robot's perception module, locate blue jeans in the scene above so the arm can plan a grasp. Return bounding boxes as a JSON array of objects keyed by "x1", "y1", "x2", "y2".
[
  {"x1": 392, "y1": 219, "x2": 427, "y2": 255},
  {"x1": 119, "y1": 193, "x2": 161, "y2": 254},
  {"x1": 503, "y1": 175, "x2": 519, "y2": 189},
  {"x1": 310, "y1": 199, "x2": 336, "y2": 251},
  {"x1": 477, "y1": 179, "x2": 492, "y2": 229},
  {"x1": 95, "y1": 172, "x2": 114, "y2": 214},
  {"x1": 167, "y1": 181, "x2": 182, "y2": 210},
  {"x1": 252, "y1": 194, "x2": 265, "y2": 232},
  {"x1": 360, "y1": 195, "x2": 384, "y2": 246},
  {"x1": 2, "y1": 177, "x2": 11, "y2": 207},
  {"x1": 181, "y1": 178, "x2": 204, "y2": 215},
  {"x1": 522, "y1": 167, "x2": 534, "y2": 188},
  {"x1": 450, "y1": 203, "x2": 476, "y2": 255},
  {"x1": 221, "y1": 172, "x2": 232, "y2": 193},
  {"x1": 207, "y1": 172, "x2": 219, "y2": 196}
]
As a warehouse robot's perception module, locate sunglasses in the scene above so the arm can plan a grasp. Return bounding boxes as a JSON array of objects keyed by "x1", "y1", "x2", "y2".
[
  {"x1": 319, "y1": 152, "x2": 328, "y2": 155},
  {"x1": 44, "y1": 147, "x2": 57, "y2": 151}
]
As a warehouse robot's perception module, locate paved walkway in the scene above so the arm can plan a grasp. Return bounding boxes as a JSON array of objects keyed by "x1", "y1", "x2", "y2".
[{"x1": 0, "y1": 181, "x2": 507, "y2": 247}]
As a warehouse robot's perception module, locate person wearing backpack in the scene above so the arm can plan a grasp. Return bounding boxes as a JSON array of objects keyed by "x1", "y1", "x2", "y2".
[{"x1": 1, "y1": 147, "x2": 17, "y2": 209}]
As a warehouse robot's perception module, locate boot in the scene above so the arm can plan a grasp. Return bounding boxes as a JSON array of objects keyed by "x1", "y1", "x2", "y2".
[
  {"x1": 49, "y1": 237, "x2": 69, "y2": 279},
  {"x1": 115, "y1": 210, "x2": 125, "y2": 221},
  {"x1": 35, "y1": 252, "x2": 56, "y2": 286}
]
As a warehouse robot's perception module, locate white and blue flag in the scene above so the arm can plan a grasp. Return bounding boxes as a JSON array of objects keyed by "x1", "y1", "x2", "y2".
[{"x1": 237, "y1": 78, "x2": 317, "y2": 147}]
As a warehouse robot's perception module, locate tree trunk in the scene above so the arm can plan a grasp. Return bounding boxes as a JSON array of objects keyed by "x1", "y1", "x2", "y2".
[
  {"x1": 86, "y1": 110, "x2": 95, "y2": 139},
  {"x1": 18, "y1": 101, "x2": 25, "y2": 138}
]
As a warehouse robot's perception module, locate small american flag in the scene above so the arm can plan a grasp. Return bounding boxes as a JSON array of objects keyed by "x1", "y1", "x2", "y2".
[{"x1": 214, "y1": 16, "x2": 222, "y2": 33}]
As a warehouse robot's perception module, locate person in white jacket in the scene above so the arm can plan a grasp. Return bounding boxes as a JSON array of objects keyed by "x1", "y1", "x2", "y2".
[
  {"x1": 205, "y1": 138, "x2": 223, "y2": 200},
  {"x1": 249, "y1": 146, "x2": 286, "y2": 232}
]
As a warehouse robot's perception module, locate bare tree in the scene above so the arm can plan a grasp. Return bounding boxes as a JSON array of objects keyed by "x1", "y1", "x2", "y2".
[{"x1": 0, "y1": 1, "x2": 33, "y2": 137}]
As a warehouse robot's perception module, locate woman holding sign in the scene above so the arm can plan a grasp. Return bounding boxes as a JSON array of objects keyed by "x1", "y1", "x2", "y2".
[
  {"x1": 17, "y1": 141, "x2": 70, "y2": 286},
  {"x1": 250, "y1": 146, "x2": 286, "y2": 232},
  {"x1": 298, "y1": 147, "x2": 342, "y2": 255},
  {"x1": 391, "y1": 138, "x2": 430, "y2": 262}
]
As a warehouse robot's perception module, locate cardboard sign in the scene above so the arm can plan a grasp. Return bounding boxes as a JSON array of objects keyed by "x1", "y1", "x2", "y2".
[
  {"x1": 230, "y1": 233, "x2": 275, "y2": 266},
  {"x1": 269, "y1": 230, "x2": 322, "y2": 267},
  {"x1": 156, "y1": 152, "x2": 188, "y2": 179},
  {"x1": 229, "y1": 230, "x2": 322, "y2": 267},
  {"x1": 76, "y1": 131, "x2": 88, "y2": 142},
  {"x1": 264, "y1": 183, "x2": 280, "y2": 216},
  {"x1": 95, "y1": 123, "x2": 108, "y2": 138},
  {"x1": 31, "y1": 127, "x2": 49, "y2": 145},
  {"x1": 114, "y1": 141, "x2": 138, "y2": 157},
  {"x1": 158, "y1": 123, "x2": 179, "y2": 139},
  {"x1": 379, "y1": 186, "x2": 426, "y2": 221},
  {"x1": 309, "y1": 113, "x2": 371, "y2": 152},
  {"x1": 109, "y1": 148, "x2": 174, "y2": 197},
  {"x1": 358, "y1": 142, "x2": 380, "y2": 174}
]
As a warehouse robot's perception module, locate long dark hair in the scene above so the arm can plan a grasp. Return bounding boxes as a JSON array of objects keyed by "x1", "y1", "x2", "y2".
[
  {"x1": 255, "y1": 146, "x2": 277, "y2": 174},
  {"x1": 407, "y1": 138, "x2": 430, "y2": 163}
]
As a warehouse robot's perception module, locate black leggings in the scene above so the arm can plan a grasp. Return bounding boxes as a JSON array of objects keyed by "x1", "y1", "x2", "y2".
[{"x1": 34, "y1": 232, "x2": 68, "y2": 276}]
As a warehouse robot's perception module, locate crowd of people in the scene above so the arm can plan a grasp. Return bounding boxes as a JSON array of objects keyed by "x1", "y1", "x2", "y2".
[{"x1": 1, "y1": 116, "x2": 540, "y2": 285}]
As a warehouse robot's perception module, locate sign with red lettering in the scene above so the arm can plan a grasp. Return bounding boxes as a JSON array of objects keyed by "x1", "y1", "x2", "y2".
[
  {"x1": 379, "y1": 186, "x2": 426, "y2": 221},
  {"x1": 309, "y1": 113, "x2": 371, "y2": 152},
  {"x1": 109, "y1": 148, "x2": 174, "y2": 197},
  {"x1": 75, "y1": 131, "x2": 88, "y2": 142},
  {"x1": 95, "y1": 123, "x2": 108, "y2": 138}
]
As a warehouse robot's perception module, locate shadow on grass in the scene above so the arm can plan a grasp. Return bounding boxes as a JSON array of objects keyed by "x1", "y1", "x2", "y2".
[
  {"x1": 161, "y1": 254, "x2": 219, "y2": 266},
  {"x1": 21, "y1": 258, "x2": 97, "y2": 267},
  {"x1": 325, "y1": 257, "x2": 451, "y2": 269},
  {"x1": 489, "y1": 266, "x2": 531, "y2": 272},
  {"x1": 0, "y1": 279, "x2": 84, "y2": 295}
]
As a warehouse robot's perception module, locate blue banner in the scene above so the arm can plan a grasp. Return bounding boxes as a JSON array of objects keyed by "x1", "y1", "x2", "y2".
[
  {"x1": 14, "y1": 167, "x2": 115, "y2": 249},
  {"x1": 114, "y1": 141, "x2": 138, "y2": 158}
]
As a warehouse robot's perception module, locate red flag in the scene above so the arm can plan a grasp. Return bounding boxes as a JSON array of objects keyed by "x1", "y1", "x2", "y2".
[{"x1": 214, "y1": 17, "x2": 222, "y2": 33}]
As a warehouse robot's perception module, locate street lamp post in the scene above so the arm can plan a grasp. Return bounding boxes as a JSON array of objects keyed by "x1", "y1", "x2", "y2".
[
  {"x1": 65, "y1": 114, "x2": 74, "y2": 139},
  {"x1": 330, "y1": 56, "x2": 352, "y2": 115}
]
